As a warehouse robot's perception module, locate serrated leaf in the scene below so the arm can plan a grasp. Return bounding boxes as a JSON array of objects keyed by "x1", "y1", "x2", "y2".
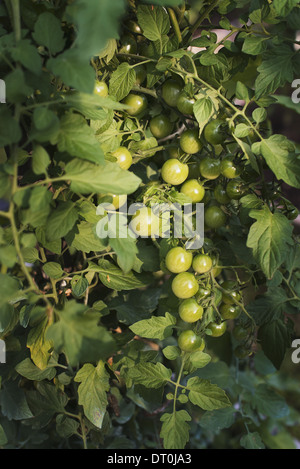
[
  {"x1": 130, "y1": 313, "x2": 176, "y2": 340},
  {"x1": 160, "y1": 410, "x2": 191, "y2": 450},
  {"x1": 32, "y1": 12, "x2": 65, "y2": 55},
  {"x1": 258, "y1": 319, "x2": 291, "y2": 369},
  {"x1": 15, "y1": 358, "x2": 56, "y2": 381},
  {"x1": 109, "y1": 63, "x2": 136, "y2": 101},
  {"x1": 46, "y1": 201, "x2": 78, "y2": 242},
  {"x1": 240, "y1": 432, "x2": 265, "y2": 449},
  {"x1": 193, "y1": 88, "x2": 219, "y2": 135},
  {"x1": 32, "y1": 145, "x2": 50, "y2": 175},
  {"x1": 137, "y1": 5, "x2": 170, "y2": 42},
  {"x1": 187, "y1": 377, "x2": 231, "y2": 411},
  {"x1": 199, "y1": 407, "x2": 236, "y2": 432},
  {"x1": 127, "y1": 362, "x2": 172, "y2": 388}
]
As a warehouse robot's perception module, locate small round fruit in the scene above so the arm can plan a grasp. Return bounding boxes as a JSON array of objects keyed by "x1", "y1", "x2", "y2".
[
  {"x1": 221, "y1": 281, "x2": 242, "y2": 305},
  {"x1": 207, "y1": 321, "x2": 227, "y2": 337},
  {"x1": 232, "y1": 325, "x2": 249, "y2": 341},
  {"x1": 165, "y1": 246, "x2": 193, "y2": 274},
  {"x1": 122, "y1": 93, "x2": 148, "y2": 116},
  {"x1": 94, "y1": 80, "x2": 108, "y2": 97},
  {"x1": 226, "y1": 179, "x2": 247, "y2": 200},
  {"x1": 234, "y1": 345, "x2": 252, "y2": 359},
  {"x1": 220, "y1": 303, "x2": 241, "y2": 320},
  {"x1": 180, "y1": 129, "x2": 202, "y2": 154},
  {"x1": 112, "y1": 147, "x2": 133, "y2": 170},
  {"x1": 196, "y1": 286, "x2": 211, "y2": 301},
  {"x1": 214, "y1": 184, "x2": 231, "y2": 205},
  {"x1": 176, "y1": 92, "x2": 195, "y2": 115},
  {"x1": 119, "y1": 34, "x2": 137, "y2": 55},
  {"x1": 178, "y1": 330, "x2": 203, "y2": 352},
  {"x1": 204, "y1": 119, "x2": 228, "y2": 145},
  {"x1": 180, "y1": 179, "x2": 205, "y2": 203},
  {"x1": 204, "y1": 206, "x2": 227, "y2": 229},
  {"x1": 178, "y1": 298, "x2": 204, "y2": 323},
  {"x1": 172, "y1": 272, "x2": 199, "y2": 299},
  {"x1": 192, "y1": 254, "x2": 213, "y2": 274},
  {"x1": 168, "y1": 146, "x2": 184, "y2": 159},
  {"x1": 199, "y1": 157, "x2": 221, "y2": 180},
  {"x1": 98, "y1": 194, "x2": 127, "y2": 211},
  {"x1": 150, "y1": 114, "x2": 173, "y2": 139},
  {"x1": 130, "y1": 207, "x2": 160, "y2": 238},
  {"x1": 161, "y1": 159, "x2": 189, "y2": 185},
  {"x1": 162, "y1": 79, "x2": 182, "y2": 107},
  {"x1": 221, "y1": 157, "x2": 240, "y2": 179}
]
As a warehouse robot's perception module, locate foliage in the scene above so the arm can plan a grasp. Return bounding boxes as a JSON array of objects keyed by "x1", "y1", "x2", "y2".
[{"x1": 0, "y1": 0, "x2": 300, "y2": 450}]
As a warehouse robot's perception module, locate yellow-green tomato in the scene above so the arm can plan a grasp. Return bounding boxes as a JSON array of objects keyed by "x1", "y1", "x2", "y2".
[
  {"x1": 165, "y1": 246, "x2": 193, "y2": 273},
  {"x1": 112, "y1": 147, "x2": 133, "y2": 170},
  {"x1": 122, "y1": 93, "x2": 148, "y2": 116},
  {"x1": 207, "y1": 321, "x2": 227, "y2": 337},
  {"x1": 94, "y1": 80, "x2": 108, "y2": 97},
  {"x1": 178, "y1": 298, "x2": 204, "y2": 323},
  {"x1": 180, "y1": 129, "x2": 202, "y2": 154},
  {"x1": 172, "y1": 272, "x2": 199, "y2": 299},
  {"x1": 178, "y1": 329, "x2": 204, "y2": 352},
  {"x1": 130, "y1": 207, "x2": 160, "y2": 238},
  {"x1": 161, "y1": 159, "x2": 189, "y2": 185},
  {"x1": 192, "y1": 254, "x2": 213, "y2": 274},
  {"x1": 180, "y1": 179, "x2": 205, "y2": 203}
]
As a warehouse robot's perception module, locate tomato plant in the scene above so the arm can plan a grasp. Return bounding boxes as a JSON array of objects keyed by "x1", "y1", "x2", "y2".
[{"x1": 0, "y1": 0, "x2": 300, "y2": 452}]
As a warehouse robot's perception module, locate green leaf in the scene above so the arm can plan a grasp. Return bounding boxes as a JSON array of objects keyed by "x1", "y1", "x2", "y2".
[
  {"x1": 65, "y1": 221, "x2": 107, "y2": 253},
  {"x1": 71, "y1": 276, "x2": 89, "y2": 297},
  {"x1": 32, "y1": 12, "x2": 65, "y2": 55},
  {"x1": 15, "y1": 358, "x2": 56, "y2": 381},
  {"x1": 46, "y1": 300, "x2": 116, "y2": 367},
  {"x1": 251, "y1": 384, "x2": 290, "y2": 418},
  {"x1": 74, "y1": 361, "x2": 110, "y2": 428},
  {"x1": 258, "y1": 319, "x2": 291, "y2": 369},
  {"x1": 27, "y1": 317, "x2": 53, "y2": 370},
  {"x1": 43, "y1": 262, "x2": 64, "y2": 280},
  {"x1": 259, "y1": 134, "x2": 300, "y2": 188},
  {"x1": 247, "y1": 206, "x2": 294, "y2": 278},
  {"x1": 130, "y1": 313, "x2": 177, "y2": 340},
  {"x1": 109, "y1": 63, "x2": 136, "y2": 101},
  {"x1": 0, "y1": 423, "x2": 7, "y2": 446},
  {"x1": 56, "y1": 414, "x2": 79, "y2": 438},
  {"x1": 160, "y1": 410, "x2": 191, "y2": 450},
  {"x1": 273, "y1": 0, "x2": 299, "y2": 16},
  {"x1": 193, "y1": 88, "x2": 219, "y2": 135},
  {"x1": 0, "y1": 381, "x2": 34, "y2": 420},
  {"x1": 11, "y1": 39, "x2": 42, "y2": 74},
  {"x1": 242, "y1": 36, "x2": 268, "y2": 55},
  {"x1": 187, "y1": 377, "x2": 231, "y2": 411},
  {"x1": 137, "y1": 5, "x2": 170, "y2": 42},
  {"x1": 32, "y1": 144, "x2": 50, "y2": 175},
  {"x1": 64, "y1": 159, "x2": 141, "y2": 195},
  {"x1": 255, "y1": 45, "x2": 294, "y2": 98},
  {"x1": 46, "y1": 201, "x2": 78, "y2": 242},
  {"x1": 0, "y1": 274, "x2": 21, "y2": 308},
  {"x1": 199, "y1": 407, "x2": 236, "y2": 433},
  {"x1": 89, "y1": 259, "x2": 152, "y2": 291},
  {"x1": 127, "y1": 362, "x2": 172, "y2": 388},
  {"x1": 273, "y1": 94, "x2": 300, "y2": 115},
  {"x1": 240, "y1": 432, "x2": 265, "y2": 450},
  {"x1": 55, "y1": 112, "x2": 105, "y2": 164}
]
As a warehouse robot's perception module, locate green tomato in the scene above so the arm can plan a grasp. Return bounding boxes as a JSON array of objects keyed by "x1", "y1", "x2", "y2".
[
  {"x1": 161, "y1": 159, "x2": 189, "y2": 185},
  {"x1": 176, "y1": 92, "x2": 195, "y2": 115},
  {"x1": 232, "y1": 325, "x2": 249, "y2": 341},
  {"x1": 150, "y1": 114, "x2": 173, "y2": 139},
  {"x1": 168, "y1": 146, "x2": 184, "y2": 159},
  {"x1": 220, "y1": 157, "x2": 240, "y2": 179},
  {"x1": 119, "y1": 34, "x2": 137, "y2": 55},
  {"x1": 172, "y1": 272, "x2": 199, "y2": 299},
  {"x1": 165, "y1": 246, "x2": 193, "y2": 274},
  {"x1": 204, "y1": 206, "x2": 227, "y2": 229},
  {"x1": 204, "y1": 119, "x2": 228, "y2": 145},
  {"x1": 111, "y1": 146, "x2": 133, "y2": 170},
  {"x1": 196, "y1": 286, "x2": 211, "y2": 301},
  {"x1": 162, "y1": 79, "x2": 182, "y2": 107},
  {"x1": 199, "y1": 157, "x2": 221, "y2": 180},
  {"x1": 192, "y1": 254, "x2": 213, "y2": 274},
  {"x1": 220, "y1": 303, "x2": 241, "y2": 320},
  {"x1": 178, "y1": 329, "x2": 204, "y2": 352},
  {"x1": 178, "y1": 298, "x2": 204, "y2": 323},
  {"x1": 98, "y1": 193, "x2": 127, "y2": 211},
  {"x1": 122, "y1": 93, "x2": 148, "y2": 116},
  {"x1": 94, "y1": 80, "x2": 108, "y2": 97},
  {"x1": 226, "y1": 179, "x2": 247, "y2": 200},
  {"x1": 180, "y1": 129, "x2": 202, "y2": 154},
  {"x1": 187, "y1": 160, "x2": 201, "y2": 179},
  {"x1": 180, "y1": 179, "x2": 205, "y2": 203},
  {"x1": 207, "y1": 321, "x2": 227, "y2": 338},
  {"x1": 221, "y1": 280, "x2": 242, "y2": 305},
  {"x1": 214, "y1": 184, "x2": 231, "y2": 205},
  {"x1": 234, "y1": 345, "x2": 252, "y2": 359},
  {"x1": 130, "y1": 207, "x2": 160, "y2": 238}
]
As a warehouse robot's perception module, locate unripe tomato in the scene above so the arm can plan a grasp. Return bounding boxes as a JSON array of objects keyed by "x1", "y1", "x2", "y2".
[
  {"x1": 122, "y1": 93, "x2": 148, "y2": 116},
  {"x1": 162, "y1": 79, "x2": 182, "y2": 107},
  {"x1": 176, "y1": 92, "x2": 195, "y2": 115},
  {"x1": 180, "y1": 179, "x2": 205, "y2": 203},
  {"x1": 226, "y1": 179, "x2": 247, "y2": 200},
  {"x1": 187, "y1": 160, "x2": 201, "y2": 179},
  {"x1": 192, "y1": 254, "x2": 213, "y2": 274},
  {"x1": 119, "y1": 34, "x2": 137, "y2": 55},
  {"x1": 172, "y1": 272, "x2": 199, "y2": 299},
  {"x1": 178, "y1": 329, "x2": 204, "y2": 352},
  {"x1": 196, "y1": 286, "x2": 211, "y2": 301},
  {"x1": 232, "y1": 325, "x2": 249, "y2": 341},
  {"x1": 127, "y1": 20, "x2": 143, "y2": 36},
  {"x1": 150, "y1": 114, "x2": 173, "y2": 139},
  {"x1": 234, "y1": 345, "x2": 252, "y2": 359},
  {"x1": 180, "y1": 129, "x2": 202, "y2": 154},
  {"x1": 161, "y1": 159, "x2": 189, "y2": 185},
  {"x1": 220, "y1": 303, "x2": 241, "y2": 320},
  {"x1": 207, "y1": 321, "x2": 227, "y2": 337},
  {"x1": 130, "y1": 207, "x2": 160, "y2": 238},
  {"x1": 220, "y1": 157, "x2": 240, "y2": 179},
  {"x1": 204, "y1": 206, "x2": 227, "y2": 229},
  {"x1": 111, "y1": 147, "x2": 133, "y2": 170},
  {"x1": 165, "y1": 246, "x2": 193, "y2": 273},
  {"x1": 94, "y1": 80, "x2": 108, "y2": 97},
  {"x1": 221, "y1": 281, "x2": 242, "y2": 305},
  {"x1": 98, "y1": 194, "x2": 127, "y2": 211},
  {"x1": 199, "y1": 157, "x2": 221, "y2": 180},
  {"x1": 168, "y1": 146, "x2": 184, "y2": 159},
  {"x1": 214, "y1": 184, "x2": 231, "y2": 205},
  {"x1": 178, "y1": 298, "x2": 204, "y2": 323},
  {"x1": 204, "y1": 119, "x2": 228, "y2": 145}
]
